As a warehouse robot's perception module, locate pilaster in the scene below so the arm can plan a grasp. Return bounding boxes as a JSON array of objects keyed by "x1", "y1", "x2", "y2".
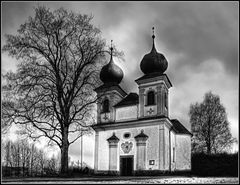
[
  {"x1": 135, "y1": 130, "x2": 148, "y2": 170},
  {"x1": 107, "y1": 133, "x2": 119, "y2": 171},
  {"x1": 159, "y1": 124, "x2": 165, "y2": 170},
  {"x1": 139, "y1": 88, "x2": 145, "y2": 118},
  {"x1": 94, "y1": 131, "x2": 99, "y2": 171},
  {"x1": 156, "y1": 85, "x2": 162, "y2": 115}
]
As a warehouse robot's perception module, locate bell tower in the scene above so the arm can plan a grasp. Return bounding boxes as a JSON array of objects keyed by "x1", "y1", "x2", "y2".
[
  {"x1": 135, "y1": 27, "x2": 172, "y2": 118},
  {"x1": 94, "y1": 40, "x2": 127, "y2": 124}
]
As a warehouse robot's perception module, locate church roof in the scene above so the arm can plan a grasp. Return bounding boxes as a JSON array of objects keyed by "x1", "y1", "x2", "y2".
[
  {"x1": 114, "y1": 92, "x2": 139, "y2": 107},
  {"x1": 171, "y1": 119, "x2": 192, "y2": 136}
]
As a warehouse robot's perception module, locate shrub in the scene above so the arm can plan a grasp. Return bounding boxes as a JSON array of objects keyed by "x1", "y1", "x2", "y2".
[{"x1": 191, "y1": 153, "x2": 238, "y2": 177}]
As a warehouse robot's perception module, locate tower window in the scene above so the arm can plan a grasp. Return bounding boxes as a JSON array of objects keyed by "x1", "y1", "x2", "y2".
[
  {"x1": 102, "y1": 99, "x2": 109, "y2": 113},
  {"x1": 147, "y1": 91, "x2": 155, "y2": 105}
]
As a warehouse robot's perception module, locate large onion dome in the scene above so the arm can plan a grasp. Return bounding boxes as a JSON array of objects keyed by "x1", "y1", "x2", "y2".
[
  {"x1": 140, "y1": 27, "x2": 168, "y2": 74},
  {"x1": 100, "y1": 41, "x2": 123, "y2": 84}
]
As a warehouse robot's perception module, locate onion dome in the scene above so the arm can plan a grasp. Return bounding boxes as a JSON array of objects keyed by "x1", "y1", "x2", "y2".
[
  {"x1": 140, "y1": 27, "x2": 168, "y2": 74},
  {"x1": 100, "y1": 40, "x2": 123, "y2": 84}
]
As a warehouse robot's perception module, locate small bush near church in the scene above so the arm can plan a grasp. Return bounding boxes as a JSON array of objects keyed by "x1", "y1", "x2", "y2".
[{"x1": 68, "y1": 166, "x2": 94, "y2": 177}]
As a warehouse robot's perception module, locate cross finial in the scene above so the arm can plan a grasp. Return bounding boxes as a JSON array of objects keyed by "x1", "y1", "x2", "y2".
[
  {"x1": 152, "y1": 27, "x2": 155, "y2": 39},
  {"x1": 151, "y1": 27, "x2": 156, "y2": 52},
  {"x1": 110, "y1": 40, "x2": 113, "y2": 51},
  {"x1": 109, "y1": 40, "x2": 113, "y2": 63}
]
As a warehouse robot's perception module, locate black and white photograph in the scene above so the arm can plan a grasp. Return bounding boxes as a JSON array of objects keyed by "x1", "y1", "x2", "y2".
[{"x1": 1, "y1": 1, "x2": 239, "y2": 184}]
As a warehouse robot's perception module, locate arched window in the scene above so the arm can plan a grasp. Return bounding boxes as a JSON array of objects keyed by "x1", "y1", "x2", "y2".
[
  {"x1": 102, "y1": 99, "x2": 109, "y2": 113},
  {"x1": 147, "y1": 91, "x2": 155, "y2": 105}
]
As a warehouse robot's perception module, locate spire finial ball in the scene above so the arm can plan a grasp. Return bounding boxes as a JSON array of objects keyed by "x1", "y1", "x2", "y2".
[{"x1": 152, "y1": 27, "x2": 155, "y2": 39}]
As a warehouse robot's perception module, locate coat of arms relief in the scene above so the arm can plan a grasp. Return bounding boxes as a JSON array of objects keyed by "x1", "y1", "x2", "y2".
[{"x1": 121, "y1": 141, "x2": 133, "y2": 153}]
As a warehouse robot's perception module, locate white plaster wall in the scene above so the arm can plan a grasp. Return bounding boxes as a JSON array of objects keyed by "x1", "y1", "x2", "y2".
[
  {"x1": 98, "y1": 131, "x2": 110, "y2": 171},
  {"x1": 115, "y1": 105, "x2": 138, "y2": 121},
  {"x1": 159, "y1": 124, "x2": 164, "y2": 170},
  {"x1": 175, "y1": 135, "x2": 191, "y2": 170},
  {"x1": 97, "y1": 125, "x2": 160, "y2": 171},
  {"x1": 145, "y1": 126, "x2": 159, "y2": 170}
]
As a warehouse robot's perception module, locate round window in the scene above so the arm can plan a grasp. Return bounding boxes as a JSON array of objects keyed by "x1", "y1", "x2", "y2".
[{"x1": 123, "y1": 132, "x2": 131, "y2": 139}]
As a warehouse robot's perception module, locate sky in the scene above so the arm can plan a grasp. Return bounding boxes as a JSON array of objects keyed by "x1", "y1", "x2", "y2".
[{"x1": 1, "y1": 1, "x2": 239, "y2": 168}]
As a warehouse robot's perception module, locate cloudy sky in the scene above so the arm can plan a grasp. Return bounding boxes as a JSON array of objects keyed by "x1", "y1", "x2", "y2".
[{"x1": 1, "y1": 1, "x2": 239, "y2": 167}]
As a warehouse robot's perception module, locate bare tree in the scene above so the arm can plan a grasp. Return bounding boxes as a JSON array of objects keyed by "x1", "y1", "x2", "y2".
[
  {"x1": 2, "y1": 77, "x2": 14, "y2": 135},
  {"x1": 37, "y1": 149, "x2": 47, "y2": 176},
  {"x1": 4, "y1": 141, "x2": 12, "y2": 168},
  {"x1": 45, "y1": 155, "x2": 58, "y2": 175},
  {"x1": 3, "y1": 141, "x2": 13, "y2": 176},
  {"x1": 189, "y1": 91, "x2": 236, "y2": 154},
  {"x1": 1, "y1": 6, "x2": 119, "y2": 174},
  {"x1": 29, "y1": 144, "x2": 36, "y2": 176},
  {"x1": 19, "y1": 140, "x2": 31, "y2": 176},
  {"x1": 2, "y1": 139, "x2": 52, "y2": 177}
]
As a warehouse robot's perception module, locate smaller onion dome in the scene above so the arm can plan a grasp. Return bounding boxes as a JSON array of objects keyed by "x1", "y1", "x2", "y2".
[
  {"x1": 140, "y1": 27, "x2": 168, "y2": 74},
  {"x1": 100, "y1": 41, "x2": 123, "y2": 84}
]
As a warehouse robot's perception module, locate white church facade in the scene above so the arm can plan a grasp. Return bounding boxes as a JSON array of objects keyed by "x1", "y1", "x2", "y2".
[{"x1": 92, "y1": 29, "x2": 192, "y2": 176}]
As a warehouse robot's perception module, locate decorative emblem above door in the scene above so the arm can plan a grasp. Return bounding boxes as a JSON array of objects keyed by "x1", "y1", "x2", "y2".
[{"x1": 121, "y1": 141, "x2": 133, "y2": 153}]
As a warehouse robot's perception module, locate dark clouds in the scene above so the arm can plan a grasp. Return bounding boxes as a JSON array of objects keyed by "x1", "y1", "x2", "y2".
[
  {"x1": 123, "y1": 2, "x2": 239, "y2": 80},
  {"x1": 156, "y1": 2, "x2": 238, "y2": 75},
  {"x1": 3, "y1": 2, "x2": 237, "y2": 76},
  {"x1": 2, "y1": 2, "x2": 35, "y2": 34}
]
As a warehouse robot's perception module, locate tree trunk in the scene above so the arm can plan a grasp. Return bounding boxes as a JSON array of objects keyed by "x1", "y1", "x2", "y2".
[{"x1": 60, "y1": 127, "x2": 69, "y2": 175}]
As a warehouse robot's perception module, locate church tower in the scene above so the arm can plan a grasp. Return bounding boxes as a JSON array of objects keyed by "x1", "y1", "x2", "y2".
[
  {"x1": 94, "y1": 41, "x2": 127, "y2": 124},
  {"x1": 135, "y1": 27, "x2": 172, "y2": 118},
  {"x1": 92, "y1": 29, "x2": 191, "y2": 176}
]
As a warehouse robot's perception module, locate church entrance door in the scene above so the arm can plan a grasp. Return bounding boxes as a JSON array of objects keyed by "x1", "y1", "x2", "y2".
[{"x1": 120, "y1": 155, "x2": 134, "y2": 176}]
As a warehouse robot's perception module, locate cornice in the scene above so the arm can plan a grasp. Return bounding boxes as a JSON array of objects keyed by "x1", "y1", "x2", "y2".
[
  {"x1": 135, "y1": 74, "x2": 172, "y2": 88},
  {"x1": 92, "y1": 116, "x2": 172, "y2": 131}
]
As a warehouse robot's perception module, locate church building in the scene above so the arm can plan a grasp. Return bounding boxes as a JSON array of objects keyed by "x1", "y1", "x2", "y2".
[{"x1": 92, "y1": 28, "x2": 192, "y2": 176}]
